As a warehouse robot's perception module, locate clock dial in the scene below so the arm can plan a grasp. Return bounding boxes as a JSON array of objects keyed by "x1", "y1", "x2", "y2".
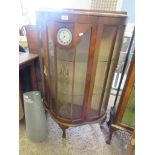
[{"x1": 57, "y1": 28, "x2": 72, "y2": 46}]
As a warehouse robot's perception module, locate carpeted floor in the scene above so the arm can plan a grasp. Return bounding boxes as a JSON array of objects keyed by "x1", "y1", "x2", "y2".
[{"x1": 19, "y1": 114, "x2": 131, "y2": 155}]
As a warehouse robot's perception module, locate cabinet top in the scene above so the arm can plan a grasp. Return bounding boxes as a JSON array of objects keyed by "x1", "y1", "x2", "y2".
[{"x1": 37, "y1": 8, "x2": 127, "y2": 18}]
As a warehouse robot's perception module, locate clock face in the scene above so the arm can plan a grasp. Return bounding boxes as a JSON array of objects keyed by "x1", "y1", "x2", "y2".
[{"x1": 57, "y1": 28, "x2": 72, "y2": 46}]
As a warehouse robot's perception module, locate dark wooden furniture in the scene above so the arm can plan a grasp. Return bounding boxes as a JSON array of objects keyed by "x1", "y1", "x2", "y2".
[
  {"x1": 19, "y1": 52, "x2": 39, "y2": 90},
  {"x1": 27, "y1": 9, "x2": 127, "y2": 137},
  {"x1": 19, "y1": 52, "x2": 40, "y2": 120},
  {"x1": 24, "y1": 25, "x2": 45, "y2": 97},
  {"x1": 107, "y1": 53, "x2": 135, "y2": 143}
]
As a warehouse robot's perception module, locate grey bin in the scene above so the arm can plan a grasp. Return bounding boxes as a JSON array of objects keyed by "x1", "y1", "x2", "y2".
[{"x1": 23, "y1": 91, "x2": 48, "y2": 142}]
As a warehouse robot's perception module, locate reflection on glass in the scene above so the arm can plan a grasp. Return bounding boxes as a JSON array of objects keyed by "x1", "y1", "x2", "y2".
[
  {"x1": 101, "y1": 59, "x2": 117, "y2": 114},
  {"x1": 100, "y1": 26, "x2": 126, "y2": 116},
  {"x1": 89, "y1": 26, "x2": 117, "y2": 118},
  {"x1": 48, "y1": 32, "x2": 56, "y2": 113}
]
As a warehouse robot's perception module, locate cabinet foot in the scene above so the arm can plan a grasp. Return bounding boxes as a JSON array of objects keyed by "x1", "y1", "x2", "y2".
[
  {"x1": 62, "y1": 129, "x2": 66, "y2": 138},
  {"x1": 58, "y1": 124, "x2": 68, "y2": 139}
]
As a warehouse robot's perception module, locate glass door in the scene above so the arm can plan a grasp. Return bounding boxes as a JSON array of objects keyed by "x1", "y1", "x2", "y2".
[
  {"x1": 89, "y1": 25, "x2": 123, "y2": 119},
  {"x1": 47, "y1": 22, "x2": 92, "y2": 120}
]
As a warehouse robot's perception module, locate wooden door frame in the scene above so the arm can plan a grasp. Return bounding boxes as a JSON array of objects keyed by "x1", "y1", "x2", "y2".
[{"x1": 107, "y1": 53, "x2": 135, "y2": 144}]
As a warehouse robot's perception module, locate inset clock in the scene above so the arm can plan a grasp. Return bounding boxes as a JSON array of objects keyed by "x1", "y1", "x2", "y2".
[{"x1": 57, "y1": 28, "x2": 72, "y2": 46}]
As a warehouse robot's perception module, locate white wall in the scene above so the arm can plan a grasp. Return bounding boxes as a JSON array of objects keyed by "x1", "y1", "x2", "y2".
[
  {"x1": 21, "y1": 0, "x2": 91, "y2": 24},
  {"x1": 41, "y1": 0, "x2": 91, "y2": 9},
  {"x1": 21, "y1": 0, "x2": 91, "y2": 10}
]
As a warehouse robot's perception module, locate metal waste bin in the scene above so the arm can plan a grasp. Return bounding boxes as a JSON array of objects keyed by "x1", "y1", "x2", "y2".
[{"x1": 23, "y1": 91, "x2": 48, "y2": 142}]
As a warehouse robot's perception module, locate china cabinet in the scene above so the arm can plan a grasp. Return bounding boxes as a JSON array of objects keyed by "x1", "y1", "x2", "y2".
[{"x1": 32, "y1": 9, "x2": 127, "y2": 137}]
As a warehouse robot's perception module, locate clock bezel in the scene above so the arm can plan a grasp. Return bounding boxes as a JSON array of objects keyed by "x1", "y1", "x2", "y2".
[
  {"x1": 49, "y1": 23, "x2": 76, "y2": 49},
  {"x1": 57, "y1": 28, "x2": 73, "y2": 46}
]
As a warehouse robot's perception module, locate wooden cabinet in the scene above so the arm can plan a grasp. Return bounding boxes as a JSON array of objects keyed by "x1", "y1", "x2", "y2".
[
  {"x1": 19, "y1": 52, "x2": 40, "y2": 120},
  {"x1": 34, "y1": 9, "x2": 127, "y2": 137}
]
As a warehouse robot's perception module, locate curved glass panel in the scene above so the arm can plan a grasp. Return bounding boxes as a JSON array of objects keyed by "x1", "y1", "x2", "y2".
[
  {"x1": 89, "y1": 26, "x2": 117, "y2": 118},
  {"x1": 48, "y1": 26, "x2": 91, "y2": 119}
]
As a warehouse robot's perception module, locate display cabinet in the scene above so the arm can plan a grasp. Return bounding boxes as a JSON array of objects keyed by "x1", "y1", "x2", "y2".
[{"x1": 34, "y1": 9, "x2": 127, "y2": 137}]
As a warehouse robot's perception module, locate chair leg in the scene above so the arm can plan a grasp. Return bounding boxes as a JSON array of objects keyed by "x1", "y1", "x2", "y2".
[{"x1": 106, "y1": 126, "x2": 116, "y2": 144}]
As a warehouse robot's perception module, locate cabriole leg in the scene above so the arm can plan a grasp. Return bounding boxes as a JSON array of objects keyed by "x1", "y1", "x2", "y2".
[{"x1": 58, "y1": 124, "x2": 68, "y2": 139}]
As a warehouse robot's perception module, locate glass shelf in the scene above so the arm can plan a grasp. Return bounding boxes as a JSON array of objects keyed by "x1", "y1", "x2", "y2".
[
  {"x1": 51, "y1": 95, "x2": 84, "y2": 119},
  {"x1": 56, "y1": 57, "x2": 110, "y2": 63},
  {"x1": 52, "y1": 96, "x2": 102, "y2": 119},
  {"x1": 58, "y1": 103, "x2": 83, "y2": 119},
  {"x1": 56, "y1": 80, "x2": 107, "y2": 96}
]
